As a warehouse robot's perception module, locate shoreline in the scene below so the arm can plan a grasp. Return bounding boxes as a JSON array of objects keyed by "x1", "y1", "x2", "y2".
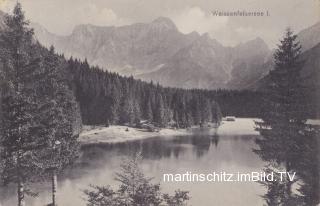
[
  {"x1": 79, "y1": 125, "x2": 206, "y2": 145},
  {"x1": 79, "y1": 118, "x2": 260, "y2": 145}
]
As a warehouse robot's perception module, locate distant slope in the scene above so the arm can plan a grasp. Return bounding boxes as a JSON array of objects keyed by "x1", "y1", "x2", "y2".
[
  {"x1": 252, "y1": 42, "x2": 320, "y2": 91},
  {"x1": 137, "y1": 36, "x2": 272, "y2": 89},
  {"x1": 300, "y1": 43, "x2": 320, "y2": 88},
  {"x1": 137, "y1": 34, "x2": 232, "y2": 89},
  {"x1": 298, "y1": 21, "x2": 320, "y2": 52},
  {"x1": 226, "y1": 37, "x2": 271, "y2": 89}
]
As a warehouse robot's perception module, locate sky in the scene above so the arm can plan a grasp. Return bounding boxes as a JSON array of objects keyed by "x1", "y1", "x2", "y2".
[{"x1": 1, "y1": 0, "x2": 319, "y2": 48}]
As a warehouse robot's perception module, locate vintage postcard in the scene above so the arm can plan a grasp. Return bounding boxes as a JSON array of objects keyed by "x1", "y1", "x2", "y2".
[{"x1": 0, "y1": 0, "x2": 319, "y2": 206}]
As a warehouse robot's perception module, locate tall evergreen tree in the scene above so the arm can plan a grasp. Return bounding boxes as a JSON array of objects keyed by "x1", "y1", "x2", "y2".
[
  {"x1": 34, "y1": 46, "x2": 80, "y2": 206},
  {"x1": 145, "y1": 99, "x2": 153, "y2": 123},
  {"x1": 110, "y1": 85, "x2": 120, "y2": 124},
  {"x1": 258, "y1": 28, "x2": 306, "y2": 128},
  {"x1": 0, "y1": 5, "x2": 81, "y2": 206},
  {"x1": 192, "y1": 97, "x2": 201, "y2": 126},
  {"x1": 200, "y1": 99, "x2": 212, "y2": 125},
  {"x1": 154, "y1": 95, "x2": 165, "y2": 127},
  {"x1": 0, "y1": 3, "x2": 44, "y2": 206},
  {"x1": 120, "y1": 96, "x2": 135, "y2": 126},
  {"x1": 211, "y1": 101, "x2": 222, "y2": 124},
  {"x1": 255, "y1": 28, "x2": 308, "y2": 205},
  {"x1": 133, "y1": 100, "x2": 141, "y2": 126}
]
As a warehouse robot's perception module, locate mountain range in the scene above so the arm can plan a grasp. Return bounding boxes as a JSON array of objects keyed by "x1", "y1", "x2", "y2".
[
  {"x1": 31, "y1": 17, "x2": 274, "y2": 89},
  {"x1": 4, "y1": 13, "x2": 320, "y2": 90}
]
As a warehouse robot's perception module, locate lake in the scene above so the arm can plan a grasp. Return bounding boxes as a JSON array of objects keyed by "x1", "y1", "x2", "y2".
[{"x1": 0, "y1": 127, "x2": 268, "y2": 206}]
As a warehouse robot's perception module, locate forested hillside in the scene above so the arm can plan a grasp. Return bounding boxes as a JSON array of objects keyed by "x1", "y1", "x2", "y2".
[
  {"x1": 67, "y1": 58, "x2": 222, "y2": 127},
  {"x1": 64, "y1": 58, "x2": 264, "y2": 126}
]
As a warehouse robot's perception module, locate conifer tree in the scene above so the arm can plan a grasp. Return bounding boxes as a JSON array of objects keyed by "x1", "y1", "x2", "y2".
[
  {"x1": 211, "y1": 101, "x2": 222, "y2": 124},
  {"x1": 35, "y1": 46, "x2": 80, "y2": 206},
  {"x1": 154, "y1": 95, "x2": 165, "y2": 127},
  {"x1": 120, "y1": 96, "x2": 135, "y2": 126},
  {"x1": 145, "y1": 100, "x2": 153, "y2": 123},
  {"x1": 258, "y1": 28, "x2": 306, "y2": 129},
  {"x1": 192, "y1": 97, "x2": 201, "y2": 126},
  {"x1": 133, "y1": 100, "x2": 141, "y2": 127},
  {"x1": 110, "y1": 85, "x2": 120, "y2": 124},
  {"x1": 200, "y1": 99, "x2": 212, "y2": 125},
  {"x1": 0, "y1": 3, "x2": 44, "y2": 206},
  {"x1": 84, "y1": 153, "x2": 190, "y2": 206},
  {"x1": 255, "y1": 28, "x2": 307, "y2": 204},
  {"x1": 0, "y1": 5, "x2": 81, "y2": 206}
]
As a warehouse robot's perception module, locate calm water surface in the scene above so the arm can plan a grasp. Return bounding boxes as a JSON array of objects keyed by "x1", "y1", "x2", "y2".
[{"x1": 0, "y1": 131, "x2": 266, "y2": 206}]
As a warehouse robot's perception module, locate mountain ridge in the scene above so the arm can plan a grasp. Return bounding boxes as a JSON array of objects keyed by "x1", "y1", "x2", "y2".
[
  {"x1": 26, "y1": 17, "x2": 320, "y2": 90},
  {"x1": 31, "y1": 17, "x2": 273, "y2": 89}
]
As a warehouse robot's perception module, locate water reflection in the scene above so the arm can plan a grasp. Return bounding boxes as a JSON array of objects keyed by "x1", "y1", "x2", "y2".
[
  {"x1": 81, "y1": 134, "x2": 220, "y2": 162},
  {"x1": 254, "y1": 124, "x2": 320, "y2": 206},
  {"x1": 1, "y1": 133, "x2": 265, "y2": 206}
]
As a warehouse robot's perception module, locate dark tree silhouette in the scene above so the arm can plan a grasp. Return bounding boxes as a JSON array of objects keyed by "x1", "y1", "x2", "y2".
[{"x1": 255, "y1": 28, "x2": 320, "y2": 206}]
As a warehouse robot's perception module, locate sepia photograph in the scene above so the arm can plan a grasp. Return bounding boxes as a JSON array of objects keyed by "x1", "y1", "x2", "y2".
[{"x1": 0, "y1": 0, "x2": 319, "y2": 205}]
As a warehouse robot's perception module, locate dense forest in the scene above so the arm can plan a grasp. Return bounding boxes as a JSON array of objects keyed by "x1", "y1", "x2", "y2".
[
  {"x1": 67, "y1": 58, "x2": 221, "y2": 127},
  {"x1": 65, "y1": 58, "x2": 265, "y2": 127}
]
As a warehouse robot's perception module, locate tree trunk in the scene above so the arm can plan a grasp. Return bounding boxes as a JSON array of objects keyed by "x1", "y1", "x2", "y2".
[
  {"x1": 17, "y1": 152, "x2": 25, "y2": 206},
  {"x1": 17, "y1": 179, "x2": 25, "y2": 206},
  {"x1": 285, "y1": 161, "x2": 292, "y2": 201},
  {"x1": 52, "y1": 169, "x2": 58, "y2": 206}
]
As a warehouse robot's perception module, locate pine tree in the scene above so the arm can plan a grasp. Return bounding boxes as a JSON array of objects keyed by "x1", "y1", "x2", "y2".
[
  {"x1": 110, "y1": 85, "x2": 120, "y2": 124},
  {"x1": 258, "y1": 28, "x2": 306, "y2": 129},
  {"x1": 0, "y1": 5, "x2": 81, "y2": 206},
  {"x1": 154, "y1": 95, "x2": 165, "y2": 127},
  {"x1": 120, "y1": 96, "x2": 135, "y2": 126},
  {"x1": 0, "y1": 3, "x2": 44, "y2": 206},
  {"x1": 34, "y1": 46, "x2": 80, "y2": 206},
  {"x1": 200, "y1": 99, "x2": 212, "y2": 125},
  {"x1": 145, "y1": 99, "x2": 153, "y2": 123},
  {"x1": 211, "y1": 101, "x2": 222, "y2": 125},
  {"x1": 163, "y1": 108, "x2": 173, "y2": 127},
  {"x1": 255, "y1": 28, "x2": 307, "y2": 205},
  {"x1": 256, "y1": 28, "x2": 307, "y2": 159},
  {"x1": 133, "y1": 100, "x2": 141, "y2": 127},
  {"x1": 192, "y1": 97, "x2": 201, "y2": 126},
  {"x1": 84, "y1": 153, "x2": 190, "y2": 206}
]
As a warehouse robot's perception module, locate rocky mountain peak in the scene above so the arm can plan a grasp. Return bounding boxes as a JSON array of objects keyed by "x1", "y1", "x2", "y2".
[
  {"x1": 234, "y1": 37, "x2": 270, "y2": 58},
  {"x1": 150, "y1": 17, "x2": 178, "y2": 31}
]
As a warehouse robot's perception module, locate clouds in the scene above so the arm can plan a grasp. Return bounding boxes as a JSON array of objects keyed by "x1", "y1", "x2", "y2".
[
  {"x1": 167, "y1": 6, "x2": 278, "y2": 47},
  {"x1": 170, "y1": 7, "x2": 228, "y2": 35},
  {"x1": 2, "y1": 0, "x2": 319, "y2": 48},
  {"x1": 74, "y1": 2, "x2": 129, "y2": 27},
  {"x1": 3, "y1": 0, "x2": 130, "y2": 35}
]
